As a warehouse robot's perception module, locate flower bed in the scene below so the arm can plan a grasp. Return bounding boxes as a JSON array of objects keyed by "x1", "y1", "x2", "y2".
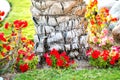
[
  {"x1": 85, "y1": 0, "x2": 120, "y2": 68},
  {"x1": 44, "y1": 49, "x2": 74, "y2": 68},
  {"x1": 0, "y1": 12, "x2": 38, "y2": 74}
]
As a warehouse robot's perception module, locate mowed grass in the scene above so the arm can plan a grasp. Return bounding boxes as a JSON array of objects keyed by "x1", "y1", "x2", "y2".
[
  {"x1": 0, "y1": 0, "x2": 35, "y2": 39},
  {"x1": 14, "y1": 68, "x2": 120, "y2": 80}
]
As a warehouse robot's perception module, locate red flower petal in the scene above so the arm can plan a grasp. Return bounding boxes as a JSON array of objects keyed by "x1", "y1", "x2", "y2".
[
  {"x1": 18, "y1": 50, "x2": 27, "y2": 56},
  {"x1": 4, "y1": 22, "x2": 9, "y2": 29},
  {"x1": 0, "y1": 33, "x2": 6, "y2": 42},
  {"x1": 91, "y1": 50, "x2": 100, "y2": 59},
  {"x1": 27, "y1": 53, "x2": 35, "y2": 60},
  {"x1": 5, "y1": 45, "x2": 11, "y2": 51},
  {"x1": 21, "y1": 37, "x2": 27, "y2": 42},
  {"x1": 46, "y1": 57, "x2": 52, "y2": 66},
  {"x1": 110, "y1": 60, "x2": 115, "y2": 65},
  {"x1": 56, "y1": 59, "x2": 63, "y2": 67},
  {"x1": 50, "y1": 49, "x2": 60, "y2": 59},
  {"x1": 19, "y1": 63, "x2": 29, "y2": 72}
]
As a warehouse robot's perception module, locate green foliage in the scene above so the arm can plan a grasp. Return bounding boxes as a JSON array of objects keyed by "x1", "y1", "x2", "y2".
[
  {"x1": 89, "y1": 56, "x2": 108, "y2": 68},
  {"x1": 14, "y1": 68, "x2": 120, "y2": 80},
  {"x1": 28, "y1": 56, "x2": 38, "y2": 70}
]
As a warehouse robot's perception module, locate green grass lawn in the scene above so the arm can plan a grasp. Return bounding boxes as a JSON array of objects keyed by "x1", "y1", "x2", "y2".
[
  {"x1": 14, "y1": 68, "x2": 120, "y2": 80},
  {"x1": 0, "y1": 0, "x2": 35, "y2": 39}
]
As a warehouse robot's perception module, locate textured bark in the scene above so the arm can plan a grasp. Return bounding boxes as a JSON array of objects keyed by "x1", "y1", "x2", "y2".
[
  {"x1": 112, "y1": 23, "x2": 120, "y2": 43},
  {"x1": 31, "y1": 0, "x2": 88, "y2": 59}
]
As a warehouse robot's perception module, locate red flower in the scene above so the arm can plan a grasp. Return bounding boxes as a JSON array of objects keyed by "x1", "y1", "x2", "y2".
[
  {"x1": 60, "y1": 51, "x2": 67, "y2": 57},
  {"x1": 22, "y1": 21, "x2": 28, "y2": 28},
  {"x1": 21, "y1": 37, "x2": 27, "y2": 42},
  {"x1": 18, "y1": 50, "x2": 27, "y2": 56},
  {"x1": 0, "y1": 11, "x2": 5, "y2": 16},
  {"x1": 65, "y1": 63, "x2": 70, "y2": 67},
  {"x1": 50, "y1": 49, "x2": 60, "y2": 59},
  {"x1": 86, "y1": 48, "x2": 93, "y2": 56},
  {"x1": 110, "y1": 59, "x2": 115, "y2": 65},
  {"x1": 97, "y1": 21, "x2": 102, "y2": 26},
  {"x1": 101, "y1": 50, "x2": 109, "y2": 61},
  {"x1": 56, "y1": 59, "x2": 63, "y2": 67},
  {"x1": 4, "y1": 22, "x2": 9, "y2": 29},
  {"x1": 100, "y1": 7, "x2": 109, "y2": 15},
  {"x1": 14, "y1": 20, "x2": 28, "y2": 30},
  {"x1": 27, "y1": 40, "x2": 34, "y2": 46},
  {"x1": 27, "y1": 53, "x2": 35, "y2": 60},
  {"x1": 46, "y1": 57, "x2": 52, "y2": 66},
  {"x1": 90, "y1": 19, "x2": 95, "y2": 25},
  {"x1": 104, "y1": 8, "x2": 109, "y2": 14},
  {"x1": 0, "y1": 52, "x2": 5, "y2": 57},
  {"x1": 44, "y1": 53, "x2": 49, "y2": 58},
  {"x1": 19, "y1": 63, "x2": 29, "y2": 72},
  {"x1": 113, "y1": 53, "x2": 119, "y2": 61},
  {"x1": 0, "y1": 33, "x2": 6, "y2": 42},
  {"x1": 5, "y1": 45, "x2": 11, "y2": 51},
  {"x1": 109, "y1": 53, "x2": 119, "y2": 65},
  {"x1": 91, "y1": 50, "x2": 100, "y2": 59},
  {"x1": 63, "y1": 56, "x2": 70, "y2": 62},
  {"x1": 11, "y1": 31, "x2": 17, "y2": 36},
  {"x1": 93, "y1": 0, "x2": 98, "y2": 5},
  {"x1": 111, "y1": 18, "x2": 118, "y2": 22}
]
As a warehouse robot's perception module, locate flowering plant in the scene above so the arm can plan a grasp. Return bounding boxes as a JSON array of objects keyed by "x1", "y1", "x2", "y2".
[
  {"x1": 86, "y1": 46, "x2": 120, "y2": 68},
  {"x1": 0, "y1": 19, "x2": 38, "y2": 73},
  {"x1": 44, "y1": 49, "x2": 74, "y2": 68},
  {"x1": 85, "y1": 0, "x2": 120, "y2": 68},
  {"x1": 0, "y1": 10, "x2": 5, "y2": 21},
  {"x1": 16, "y1": 49, "x2": 38, "y2": 72},
  {"x1": 90, "y1": 28, "x2": 114, "y2": 49},
  {"x1": 85, "y1": 0, "x2": 118, "y2": 49}
]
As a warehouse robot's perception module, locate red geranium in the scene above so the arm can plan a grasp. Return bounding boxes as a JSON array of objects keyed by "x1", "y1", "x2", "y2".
[
  {"x1": 0, "y1": 11, "x2": 5, "y2": 16},
  {"x1": 101, "y1": 50, "x2": 109, "y2": 61},
  {"x1": 14, "y1": 20, "x2": 28, "y2": 30},
  {"x1": 110, "y1": 59, "x2": 115, "y2": 65},
  {"x1": 46, "y1": 57, "x2": 52, "y2": 66},
  {"x1": 111, "y1": 18, "x2": 118, "y2": 22},
  {"x1": 91, "y1": 50, "x2": 100, "y2": 59},
  {"x1": 19, "y1": 63, "x2": 29, "y2": 72},
  {"x1": 44, "y1": 49, "x2": 74, "y2": 68},
  {"x1": 27, "y1": 53, "x2": 35, "y2": 60},
  {"x1": 0, "y1": 52, "x2": 5, "y2": 57},
  {"x1": 18, "y1": 50, "x2": 27, "y2": 56},
  {"x1": 4, "y1": 22, "x2": 9, "y2": 29},
  {"x1": 50, "y1": 49, "x2": 60, "y2": 59},
  {"x1": 0, "y1": 33, "x2": 6, "y2": 42},
  {"x1": 5, "y1": 45, "x2": 11, "y2": 51},
  {"x1": 56, "y1": 59, "x2": 64, "y2": 67},
  {"x1": 21, "y1": 37, "x2": 27, "y2": 42}
]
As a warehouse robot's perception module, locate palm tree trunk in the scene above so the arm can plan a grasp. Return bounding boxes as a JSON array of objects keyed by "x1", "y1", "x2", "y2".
[{"x1": 31, "y1": 0, "x2": 88, "y2": 59}]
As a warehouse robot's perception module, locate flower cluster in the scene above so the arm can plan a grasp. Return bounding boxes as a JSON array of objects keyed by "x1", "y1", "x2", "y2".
[
  {"x1": 85, "y1": 0, "x2": 118, "y2": 34},
  {"x1": 0, "y1": 19, "x2": 38, "y2": 72},
  {"x1": 0, "y1": 10, "x2": 5, "y2": 21},
  {"x1": 90, "y1": 28, "x2": 114, "y2": 49},
  {"x1": 16, "y1": 48, "x2": 38, "y2": 72},
  {"x1": 13, "y1": 20, "x2": 28, "y2": 30},
  {"x1": 0, "y1": 33, "x2": 11, "y2": 59},
  {"x1": 85, "y1": 0, "x2": 118, "y2": 46},
  {"x1": 44, "y1": 49, "x2": 74, "y2": 68},
  {"x1": 86, "y1": 46, "x2": 120, "y2": 68},
  {"x1": 85, "y1": 0, "x2": 119, "y2": 68}
]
